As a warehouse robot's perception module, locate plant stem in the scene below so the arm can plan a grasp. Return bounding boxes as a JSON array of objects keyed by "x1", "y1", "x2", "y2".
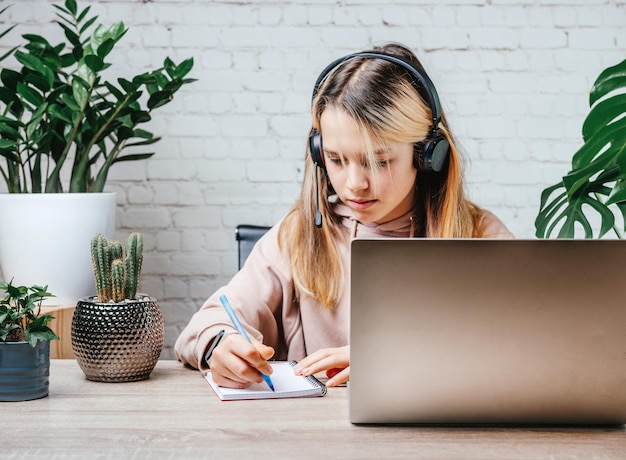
[
  {"x1": 47, "y1": 73, "x2": 96, "y2": 192},
  {"x1": 80, "y1": 92, "x2": 135, "y2": 192}
]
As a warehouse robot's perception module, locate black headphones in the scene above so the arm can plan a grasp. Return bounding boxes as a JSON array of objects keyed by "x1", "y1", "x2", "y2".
[{"x1": 309, "y1": 52, "x2": 450, "y2": 174}]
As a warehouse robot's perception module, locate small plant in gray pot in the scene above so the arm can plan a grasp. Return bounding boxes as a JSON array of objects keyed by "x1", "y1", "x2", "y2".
[
  {"x1": 71, "y1": 232, "x2": 164, "y2": 382},
  {"x1": 0, "y1": 280, "x2": 58, "y2": 401}
]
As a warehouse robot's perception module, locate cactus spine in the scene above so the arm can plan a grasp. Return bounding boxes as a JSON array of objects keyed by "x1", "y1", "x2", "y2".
[{"x1": 89, "y1": 233, "x2": 144, "y2": 303}]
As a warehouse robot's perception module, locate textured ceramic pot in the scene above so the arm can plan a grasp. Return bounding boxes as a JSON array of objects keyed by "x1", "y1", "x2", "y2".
[
  {"x1": 71, "y1": 296, "x2": 164, "y2": 382},
  {"x1": 0, "y1": 340, "x2": 50, "y2": 401}
]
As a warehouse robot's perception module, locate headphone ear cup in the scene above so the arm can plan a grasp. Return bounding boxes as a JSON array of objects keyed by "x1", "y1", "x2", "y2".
[
  {"x1": 309, "y1": 130, "x2": 325, "y2": 168},
  {"x1": 413, "y1": 134, "x2": 450, "y2": 172}
]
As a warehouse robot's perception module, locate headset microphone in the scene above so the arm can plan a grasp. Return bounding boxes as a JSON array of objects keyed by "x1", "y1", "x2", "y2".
[{"x1": 314, "y1": 164, "x2": 323, "y2": 228}]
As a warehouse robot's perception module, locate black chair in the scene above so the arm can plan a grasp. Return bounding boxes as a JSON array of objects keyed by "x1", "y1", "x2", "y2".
[{"x1": 235, "y1": 224, "x2": 271, "y2": 269}]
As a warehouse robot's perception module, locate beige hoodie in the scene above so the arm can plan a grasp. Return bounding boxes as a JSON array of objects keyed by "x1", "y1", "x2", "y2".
[{"x1": 174, "y1": 203, "x2": 513, "y2": 371}]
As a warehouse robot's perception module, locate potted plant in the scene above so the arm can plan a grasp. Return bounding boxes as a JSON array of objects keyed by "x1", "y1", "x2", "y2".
[
  {"x1": 535, "y1": 58, "x2": 626, "y2": 238},
  {"x1": 71, "y1": 232, "x2": 164, "y2": 382},
  {"x1": 0, "y1": 1, "x2": 195, "y2": 304},
  {"x1": 0, "y1": 280, "x2": 58, "y2": 401}
]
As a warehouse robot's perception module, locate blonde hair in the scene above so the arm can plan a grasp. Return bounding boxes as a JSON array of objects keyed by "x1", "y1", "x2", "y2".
[{"x1": 279, "y1": 43, "x2": 485, "y2": 309}]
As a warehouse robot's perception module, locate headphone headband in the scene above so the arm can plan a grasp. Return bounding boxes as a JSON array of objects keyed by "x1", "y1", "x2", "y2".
[{"x1": 311, "y1": 52, "x2": 442, "y2": 128}]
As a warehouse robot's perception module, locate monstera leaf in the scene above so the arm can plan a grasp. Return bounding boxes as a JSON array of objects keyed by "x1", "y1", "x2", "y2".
[{"x1": 535, "y1": 59, "x2": 626, "y2": 238}]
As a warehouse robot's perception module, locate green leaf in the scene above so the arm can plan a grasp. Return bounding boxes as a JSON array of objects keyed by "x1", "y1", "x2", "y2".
[
  {"x1": 536, "y1": 170, "x2": 619, "y2": 238},
  {"x1": 79, "y1": 15, "x2": 98, "y2": 35},
  {"x1": 131, "y1": 111, "x2": 151, "y2": 124},
  {"x1": 582, "y1": 94, "x2": 626, "y2": 142},
  {"x1": 590, "y1": 59, "x2": 626, "y2": 107},
  {"x1": 25, "y1": 103, "x2": 47, "y2": 139},
  {"x1": 133, "y1": 129, "x2": 154, "y2": 139},
  {"x1": 173, "y1": 57, "x2": 195, "y2": 79},
  {"x1": 16, "y1": 82, "x2": 44, "y2": 106},
  {"x1": 606, "y1": 149, "x2": 626, "y2": 205},
  {"x1": 96, "y1": 38, "x2": 116, "y2": 59},
  {"x1": 616, "y1": 203, "x2": 626, "y2": 233},
  {"x1": 24, "y1": 71, "x2": 52, "y2": 93},
  {"x1": 1, "y1": 68, "x2": 20, "y2": 89},
  {"x1": 0, "y1": 139, "x2": 17, "y2": 150},
  {"x1": 26, "y1": 329, "x2": 59, "y2": 347},
  {"x1": 65, "y1": 0, "x2": 77, "y2": 15},
  {"x1": 59, "y1": 52, "x2": 78, "y2": 68},
  {"x1": 89, "y1": 22, "x2": 126, "y2": 56},
  {"x1": 164, "y1": 57, "x2": 176, "y2": 78},
  {"x1": 76, "y1": 4, "x2": 92, "y2": 23},
  {"x1": 535, "y1": 184, "x2": 566, "y2": 238},
  {"x1": 125, "y1": 137, "x2": 160, "y2": 147},
  {"x1": 118, "y1": 78, "x2": 138, "y2": 93},
  {"x1": 84, "y1": 54, "x2": 104, "y2": 72},
  {"x1": 556, "y1": 195, "x2": 613, "y2": 239},
  {"x1": 104, "y1": 82, "x2": 124, "y2": 101},
  {"x1": 48, "y1": 103, "x2": 73, "y2": 124},
  {"x1": 59, "y1": 92, "x2": 81, "y2": 112},
  {"x1": 112, "y1": 152, "x2": 155, "y2": 163},
  {"x1": 60, "y1": 23, "x2": 82, "y2": 51},
  {"x1": 21, "y1": 34, "x2": 51, "y2": 47},
  {"x1": 14, "y1": 50, "x2": 48, "y2": 75},
  {"x1": 72, "y1": 64, "x2": 94, "y2": 107},
  {"x1": 606, "y1": 176, "x2": 626, "y2": 205},
  {"x1": 564, "y1": 123, "x2": 625, "y2": 198},
  {"x1": 147, "y1": 90, "x2": 173, "y2": 110},
  {"x1": 117, "y1": 126, "x2": 134, "y2": 141},
  {"x1": 0, "y1": 122, "x2": 20, "y2": 139}
]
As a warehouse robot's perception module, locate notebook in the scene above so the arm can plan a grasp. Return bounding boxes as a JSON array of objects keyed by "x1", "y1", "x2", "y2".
[
  {"x1": 349, "y1": 238, "x2": 626, "y2": 425},
  {"x1": 205, "y1": 361, "x2": 326, "y2": 400}
]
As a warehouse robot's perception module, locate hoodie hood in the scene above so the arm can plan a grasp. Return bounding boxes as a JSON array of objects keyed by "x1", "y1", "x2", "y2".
[{"x1": 332, "y1": 201, "x2": 419, "y2": 239}]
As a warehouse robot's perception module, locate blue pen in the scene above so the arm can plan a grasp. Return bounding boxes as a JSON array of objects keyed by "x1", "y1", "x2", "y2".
[{"x1": 219, "y1": 295, "x2": 275, "y2": 391}]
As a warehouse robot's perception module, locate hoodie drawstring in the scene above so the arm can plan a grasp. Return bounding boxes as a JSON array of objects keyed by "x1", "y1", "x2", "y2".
[
  {"x1": 409, "y1": 215, "x2": 417, "y2": 238},
  {"x1": 351, "y1": 218, "x2": 358, "y2": 238}
]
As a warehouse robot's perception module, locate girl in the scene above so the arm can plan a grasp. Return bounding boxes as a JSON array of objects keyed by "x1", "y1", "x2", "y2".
[{"x1": 175, "y1": 43, "x2": 513, "y2": 388}]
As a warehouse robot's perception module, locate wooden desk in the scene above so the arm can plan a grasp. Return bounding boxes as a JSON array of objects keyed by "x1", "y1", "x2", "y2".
[{"x1": 5, "y1": 360, "x2": 625, "y2": 459}]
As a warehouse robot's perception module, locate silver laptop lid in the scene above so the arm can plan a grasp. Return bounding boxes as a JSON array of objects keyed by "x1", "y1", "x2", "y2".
[{"x1": 349, "y1": 239, "x2": 626, "y2": 425}]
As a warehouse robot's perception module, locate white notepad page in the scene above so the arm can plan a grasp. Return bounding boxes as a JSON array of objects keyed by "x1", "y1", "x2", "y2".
[{"x1": 205, "y1": 361, "x2": 327, "y2": 400}]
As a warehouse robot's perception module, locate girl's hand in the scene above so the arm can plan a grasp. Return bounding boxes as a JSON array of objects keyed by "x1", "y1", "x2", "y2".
[
  {"x1": 293, "y1": 346, "x2": 350, "y2": 387},
  {"x1": 208, "y1": 333, "x2": 275, "y2": 389}
]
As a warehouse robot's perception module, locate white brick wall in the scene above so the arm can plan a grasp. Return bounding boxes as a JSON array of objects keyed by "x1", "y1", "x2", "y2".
[{"x1": 1, "y1": 0, "x2": 624, "y2": 358}]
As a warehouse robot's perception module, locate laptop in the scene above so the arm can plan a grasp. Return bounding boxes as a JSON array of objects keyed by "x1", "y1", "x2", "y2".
[{"x1": 349, "y1": 238, "x2": 626, "y2": 425}]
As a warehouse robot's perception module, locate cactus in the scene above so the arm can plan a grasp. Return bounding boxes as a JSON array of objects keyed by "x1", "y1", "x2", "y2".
[
  {"x1": 111, "y1": 259, "x2": 125, "y2": 302},
  {"x1": 91, "y1": 234, "x2": 111, "y2": 302},
  {"x1": 89, "y1": 233, "x2": 144, "y2": 303},
  {"x1": 124, "y1": 232, "x2": 143, "y2": 300},
  {"x1": 109, "y1": 240, "x2": 123, "y2": 260}
]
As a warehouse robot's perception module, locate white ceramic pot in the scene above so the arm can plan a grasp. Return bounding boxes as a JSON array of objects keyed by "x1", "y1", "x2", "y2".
[{"x1": 0, "y1": 193, "x2": 116, "y2": 305}]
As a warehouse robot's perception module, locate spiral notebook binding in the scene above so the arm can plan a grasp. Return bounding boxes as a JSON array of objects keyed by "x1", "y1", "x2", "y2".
[{"x1": 288, "y1": 360, "x2": 328, "y2": 395}]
